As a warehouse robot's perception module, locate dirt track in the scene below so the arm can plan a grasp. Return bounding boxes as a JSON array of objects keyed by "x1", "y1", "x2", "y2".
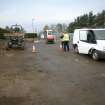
[{"x1": 0, "y1": 40, "x2": 105, "y2": 105}]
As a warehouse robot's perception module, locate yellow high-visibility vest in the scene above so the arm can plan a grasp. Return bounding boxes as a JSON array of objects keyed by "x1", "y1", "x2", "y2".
[{"x1": 62, "y1": 34, "x2": 70, "y2": 41}]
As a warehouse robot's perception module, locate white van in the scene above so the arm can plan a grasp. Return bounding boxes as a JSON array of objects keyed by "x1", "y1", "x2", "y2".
[{"x1": 73, "y1": 29, "x2": 105, "y2": 60}]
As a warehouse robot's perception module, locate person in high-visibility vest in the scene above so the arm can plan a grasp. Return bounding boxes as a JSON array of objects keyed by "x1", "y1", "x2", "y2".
[{"x1": 62, "y1": 32, "x2": 70, "y2": 52}]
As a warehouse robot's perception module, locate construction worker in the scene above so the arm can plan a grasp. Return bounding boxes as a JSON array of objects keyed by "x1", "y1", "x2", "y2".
[{"x1": 62, "y1": 32, "x2": 70, "y2": 52}]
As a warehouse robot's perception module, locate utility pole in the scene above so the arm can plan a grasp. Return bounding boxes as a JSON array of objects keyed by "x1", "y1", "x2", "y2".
[
  {"x1": 32, "y1": 18, "x2": 36, "y2": 42},
  {"x1": 32, "y1": 18, "x2": 35, "y2": 33}
]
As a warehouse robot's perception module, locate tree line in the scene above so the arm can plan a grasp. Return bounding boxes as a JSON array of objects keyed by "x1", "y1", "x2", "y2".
[{"x1": 67, "y1": 10, "x2": 105, "y2": 33}]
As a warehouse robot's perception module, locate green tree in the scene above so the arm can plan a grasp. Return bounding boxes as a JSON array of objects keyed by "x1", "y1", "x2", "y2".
[
  {"x1": 79, "y1": 14, "x2": 88, "y2": 27},
  {"x1": 95, "y1": 10, "x2": 105, "y2": 28},
  {"x1": 67, "y1": 10, "x2": 105, "y2": 32},
  {"x1": 5, "y1": 26, "x2": 10, "y2": 31},
  {"x1": 67, "y1": 22, "x2": 77, "y2": 33},
  {"x1": 88, "y1": 11, "x2": 95, "y2": 27},
  {"x1": 43, "y1": 25, "x2": 49, "y2": 31}
]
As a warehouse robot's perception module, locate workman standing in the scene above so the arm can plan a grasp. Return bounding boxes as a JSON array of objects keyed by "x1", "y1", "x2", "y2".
[{"x1": 62, "y1": 32, "x2": 70, "y2": 52}]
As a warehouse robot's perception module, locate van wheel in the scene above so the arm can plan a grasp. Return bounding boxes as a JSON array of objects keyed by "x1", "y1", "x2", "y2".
[
  {"x1": 74, "y1": 46, "x2": 79, "y2": 54},
  {"x1": 92, "y1": 51, "x2": 99, "y2": 60}
]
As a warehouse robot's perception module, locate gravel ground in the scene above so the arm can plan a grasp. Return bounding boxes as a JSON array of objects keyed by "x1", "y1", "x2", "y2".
[{"x1": 0, "y1": 40, "x2": 105, "y2": 105}]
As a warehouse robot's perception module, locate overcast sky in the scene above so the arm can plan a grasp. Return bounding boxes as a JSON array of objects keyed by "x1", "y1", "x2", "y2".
[{"x1": 0, "y1": 0, "x2": 105, "y2": 32}]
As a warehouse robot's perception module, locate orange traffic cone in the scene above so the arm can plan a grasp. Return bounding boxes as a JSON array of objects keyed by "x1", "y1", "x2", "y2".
[{"x1": 32, "y1": 44, "x2": 36, "y2": 52}]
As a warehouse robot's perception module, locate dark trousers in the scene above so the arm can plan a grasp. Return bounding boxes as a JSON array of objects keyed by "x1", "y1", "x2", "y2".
[{"x1": 63, "y1": 41, "x2": 69, "y2": 52}]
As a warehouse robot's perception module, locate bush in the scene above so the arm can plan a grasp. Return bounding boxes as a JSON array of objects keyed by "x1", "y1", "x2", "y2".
[
  {"x1": 0, "y1": 34, "x2": 6, "y2": 39},
  {"x1": 25, "y1": 33, "x2": 37, "y2": 38}
]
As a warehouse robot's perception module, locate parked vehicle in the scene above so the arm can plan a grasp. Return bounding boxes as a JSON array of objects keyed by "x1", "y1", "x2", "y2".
[
  {"x1": 4, "y1": 24, "x2": 25, "y2": 50},
  {"x1": 73, "y1": 28, "x2": 105, "y2": 60},
  {"x1": 46, "y1": 30, "x2": 55, "y2": 43}
]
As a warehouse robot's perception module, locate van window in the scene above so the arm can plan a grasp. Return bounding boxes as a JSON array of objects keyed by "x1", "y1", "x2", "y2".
[
  {"x1": 48, "y1": 31, "x2": 52, "y2": 35},
  {"x1": 79, "y1": 31, "x2": 87, "y2": 41},
  {"x1": 87, "y1": 30, "x2": 96, "y2": 43},
  {"x1": 93, "y1": 30, "x2": 105, "y2": 40}
]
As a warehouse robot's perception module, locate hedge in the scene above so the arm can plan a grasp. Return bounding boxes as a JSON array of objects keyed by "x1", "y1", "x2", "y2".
[
  {"x1": 25, "y1": 33, "x2": 37, "y2": 38},
  {"x1": 0, "y1": 34, "x2": 6, "y2": 39}
]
